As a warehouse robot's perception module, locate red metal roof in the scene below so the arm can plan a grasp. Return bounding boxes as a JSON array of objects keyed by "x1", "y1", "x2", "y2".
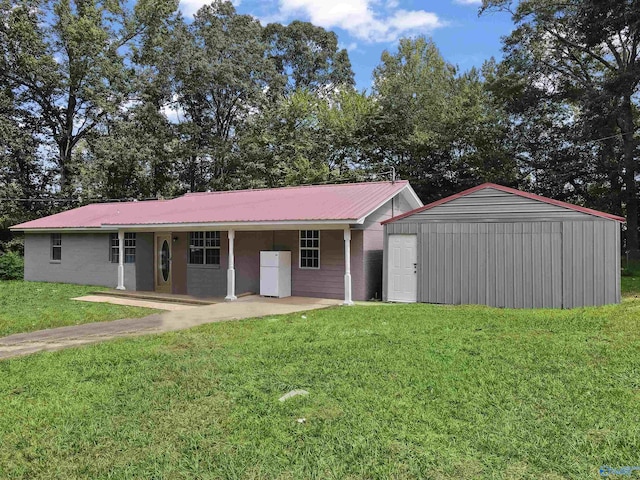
[
  {"x1": 382, "y1": 183, "x2": 626, "y2": 224},
  {"x1": 13, "y1": 181, "x2": 412, "y2": 230}
]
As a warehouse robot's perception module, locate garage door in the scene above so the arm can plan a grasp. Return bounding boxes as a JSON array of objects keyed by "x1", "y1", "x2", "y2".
[{"x1": 387, "y1": 234, "x2": 417, "y2": 302}]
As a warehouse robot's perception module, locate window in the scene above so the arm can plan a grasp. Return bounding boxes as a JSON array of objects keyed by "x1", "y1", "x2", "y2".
[
  {"x1": 109, "y1": 234, "x2": 119, "y2": 263},
  {"x1": 109, "y1": 233, "x2": 136, "y2": 264},
  {"x1": 124, "y1": 233, "x2": 136, "y2": 263},
  {"x1": 299, "y1": 230, "x2": 320, "y2": 269},
  {"x1": 51, "y1": 233, "x2": 62, "y2": 261},
  {"x1": 189, "y1": 232, "x2": 220, "y2": 265}
]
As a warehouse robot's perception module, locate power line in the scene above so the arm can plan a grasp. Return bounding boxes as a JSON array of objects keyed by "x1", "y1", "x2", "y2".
[
  {"x1": 0, "y1": 197, "x2": 160, "y2": 203},
  {"x1": 0, "y1": 170, "x2": 399, "y2": 203},
  {"x1": 587, "y1": 132, "x2": 625, "y2": 143}
]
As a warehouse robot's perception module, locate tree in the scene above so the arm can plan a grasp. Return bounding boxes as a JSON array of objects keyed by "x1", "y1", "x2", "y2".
[
  {"x1": 263, "y1": 20, "x2": 354, "y2": 95},
  {"x1": 0, "y1": 0, "x2": 178, "y2": 194},
  {"x1": 365, "y1": 37, "x2": 516, "y2": 201},
  {"x1": 77, "y1": 100, "x2": 177, "y2": 200},
  {"x1": 0, "y1": 85, "x2": 50, "y2": 251},
  {"x1": 167, "y1": 2, "x2": 276, "y2": 191},
  {"x1": 482, "y1": 0, "x2": 640, "y2": 254}
]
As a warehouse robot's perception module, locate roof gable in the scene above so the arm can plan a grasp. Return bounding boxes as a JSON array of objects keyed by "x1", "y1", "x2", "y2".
[
  {"x1": 12, "y1": 181, "x2": 420, "y2": 230},
  {"x1": 382, "y1": 183, "x2": 626, "y2": 224}
]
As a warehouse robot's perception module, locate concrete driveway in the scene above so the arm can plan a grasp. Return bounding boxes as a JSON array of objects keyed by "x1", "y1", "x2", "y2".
[{"x1": 0, "y1": 295, "x2": 341, "y2": 360}]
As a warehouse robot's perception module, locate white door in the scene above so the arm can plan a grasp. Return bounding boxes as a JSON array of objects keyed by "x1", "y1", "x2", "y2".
[{"x1": 388, "y1": 234, "x2": 417, "y2": 302}]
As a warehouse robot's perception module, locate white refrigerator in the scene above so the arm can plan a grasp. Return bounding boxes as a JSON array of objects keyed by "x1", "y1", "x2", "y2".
[{"x1": 260, "y1": 251, "x2": 292, "y2": 298}]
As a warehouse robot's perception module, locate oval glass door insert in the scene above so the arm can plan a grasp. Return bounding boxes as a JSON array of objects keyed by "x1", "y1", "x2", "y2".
[{"x1": 161, "y1": 240, "x2": 170, "y2": 282}]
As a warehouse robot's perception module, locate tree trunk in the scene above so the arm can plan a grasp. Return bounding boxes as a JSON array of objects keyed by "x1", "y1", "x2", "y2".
[
  {"x1": 189, "y1": 155, "x2": 197, "y2": 192},
  {"x1": 57, "y1": 137, "x2": 73, "y2": 194},
  {"x1": 58, "y1": 94, "x2": 77, "y2": 195},
  {"x1": 619, "y1": 95, "x2": 639, "y2": 256}
]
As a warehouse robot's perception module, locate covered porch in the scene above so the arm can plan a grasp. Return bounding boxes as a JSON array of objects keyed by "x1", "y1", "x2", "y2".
[{"x1": 113, "y1": 226, "x2": 359, "y2": 305}]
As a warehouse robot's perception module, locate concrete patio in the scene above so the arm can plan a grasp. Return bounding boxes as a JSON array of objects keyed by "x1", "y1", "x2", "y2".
[{"x1": 0, "y1": 295, "x2": 342, "y2": 360}]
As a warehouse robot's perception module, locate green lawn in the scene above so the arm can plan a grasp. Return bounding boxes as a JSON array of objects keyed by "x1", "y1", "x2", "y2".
[
  {"x1": 622, "y1": 274, "x2": 640, "y2": 297},
  {"x1": 1, "y1": 287, "x2": 640, "y2": 478},
  {"x1": 0, "y1": 281, "x2": 157, "y2": 337}
]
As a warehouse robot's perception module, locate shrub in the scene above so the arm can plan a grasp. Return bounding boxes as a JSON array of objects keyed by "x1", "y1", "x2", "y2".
[{"x1": 0, "y1": 251, "x2": 24, "y2": 280}]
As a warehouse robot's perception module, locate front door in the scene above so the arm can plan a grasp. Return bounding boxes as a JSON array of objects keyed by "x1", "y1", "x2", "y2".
[
  {"x1": 387, "y1": 234, "x2": 417, "y2": 302},
  {"x1": 155, "y1": 233, "x2": 172, "y2": 293}
]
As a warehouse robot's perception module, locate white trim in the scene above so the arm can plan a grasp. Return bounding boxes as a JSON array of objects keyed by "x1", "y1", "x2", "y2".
[
  {"x1": 116, "y1": 230, "x2": 125, "y2": 290},
  {"x1": 101, "y1": 220, "x2": 356, "y2": 230},
  {"x1": 50, "y1": 233, "x2": 62, "y2": 261},
  {"x1": 187, "y1": 231, "x2": 221, "y2": 266},
  {"x1": 225, "y1": 229, "x2": 237, "y2": 301},
  {"x1": 403, "y1": 184, "x2": 423, "y2": 209},
  {"x1": 355, "y1": 185, "x2": 423, "y2": 224},
  {"x1": 343, "y1": 229, "x2": 353, "y2": 305},
  {"x1": 299, "y1": 230, "x2": 321, "y2": 270},
  {"x1": 13, "y1": 227, "x2": 116, "y2": 233}
]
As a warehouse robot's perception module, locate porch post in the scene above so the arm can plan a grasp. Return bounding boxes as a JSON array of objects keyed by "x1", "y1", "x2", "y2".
[
  {"x1": 343, "y1": 228, "x2": 354, "y2": 305},
  {"x1": 116, "y1": 230, "x2": 125, "y2": 290},
  {"x1": 225, "y1": 229, "x2": 237, "y2": 301}
]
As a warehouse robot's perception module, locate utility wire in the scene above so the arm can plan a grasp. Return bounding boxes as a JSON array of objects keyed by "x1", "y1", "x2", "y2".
[
  {"x1": 0, "y1": 170, "x2": 399, "y2": 203},
  {"x1": 0, "y1": 197, "x2": 159, "y2": 202}
]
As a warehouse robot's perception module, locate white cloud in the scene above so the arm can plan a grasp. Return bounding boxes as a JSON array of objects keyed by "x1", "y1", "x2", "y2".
[
  {"x1": 454, "y1": 0, "x2": 481, "y2": 5},
  {"x1": 339, "y1": 41, "x2": 359, "y2": 52},
  {"x1": 179, "y1": 0, "x2": 242, "y2": 17},
  {"x1": 276, "y1": 0, "x2": 445, "y2": 42}
]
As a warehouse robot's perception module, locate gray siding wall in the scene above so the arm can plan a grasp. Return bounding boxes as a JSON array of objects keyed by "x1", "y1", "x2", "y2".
[
  {"x1": 135, "y1": 233, "x2": 154, "y2": 291},
  {"x1": 399, "y1": 187, "x2": 604, "y2": 223},
  {"x1": 186, "y1": 231, "x2": 228, "y2": 298},
  {"x1": 562, "y1": 221, "x2": 621, "y2": 307},
  {"x1": 384, "y1": 220, "x2": 620, "y2": 308},
  {"x1": 24, "y1": 233, "x2": 136, "y2": 290}
]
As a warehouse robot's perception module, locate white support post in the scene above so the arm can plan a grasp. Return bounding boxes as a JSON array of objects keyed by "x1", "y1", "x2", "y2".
[
  {"x1": 225, "y1": 229, "x2": 237, "y2": 301},
  {"x1": 116, "y1": 230, "x2": 125, "y2": 290},
  {"x1": 343, "y1": 229, "x2": 354, "y2": 305}
]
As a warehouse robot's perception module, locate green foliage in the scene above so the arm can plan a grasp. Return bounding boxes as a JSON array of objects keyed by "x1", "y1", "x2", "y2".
[
  {"x1": 365, "y1": 37, "x2": 517, "y2": 202},
  {"x1": 1, "y1": 298, "x2": 639, "y2": 477},
  {"x1": 481, "y1": 0, "x2": 640, "y2": 250},
  {"x1": 0, "y1": 281, "x2": 157, "y2": 336},
  {"x1": 1, "y1": 0, "x2": 636, "y2": 247},
  {"x1": 0, "y1": 252, "x2": 23, "y2": 280},
  {"x1": 263, "y1": 20, "x2": 354, "y2": 94},
  {"x1": 0, "y1": 0, "x2": 179, "y2": 192}
]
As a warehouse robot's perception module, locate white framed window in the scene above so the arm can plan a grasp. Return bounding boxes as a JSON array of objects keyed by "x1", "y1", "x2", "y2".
[
  {"x1": 51, "y1": 233, "x2": 62, "y2": 261},
  {"x1": 109, "y1": 233, "x2": 119, "y2": 263},
  {"x1": 124, "y1": 233, "x2": 136, "y2": 263},
  {"x1": 109, "y1": 233, "x2": 136, "y2": 264},
  {"x1": 189, "y1": 232, "x2": 220, "y2": 265},
  {"x1": 299, "y1": 230, "x2": 320, "y2": 269}
]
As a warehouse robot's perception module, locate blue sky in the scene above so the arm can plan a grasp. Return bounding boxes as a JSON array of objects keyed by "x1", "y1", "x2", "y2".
[{"x1": 179, "y1": 0, "x2": 516, "y2": 90}]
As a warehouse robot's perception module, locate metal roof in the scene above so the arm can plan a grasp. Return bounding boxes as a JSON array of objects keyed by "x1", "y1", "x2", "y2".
[
  {"x1": 382, "y1": 183, "x2": 626, "y2": 224},
  {"x1": 12, "y1": 181, "x2": 417, "y2": 230}
]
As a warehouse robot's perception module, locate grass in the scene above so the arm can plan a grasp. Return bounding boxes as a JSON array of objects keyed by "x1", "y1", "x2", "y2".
[
  {"x1": 1, "y1": 283, "x2": 640, "y2": 478},
  {"x1": 0, "y1": 281, "x2": 157, "y2": 337}
]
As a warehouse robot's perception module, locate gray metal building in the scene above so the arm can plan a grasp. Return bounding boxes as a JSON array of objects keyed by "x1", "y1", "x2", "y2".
[{"x1": 383, "y1": 183, "x2": 625, "y2": 308}]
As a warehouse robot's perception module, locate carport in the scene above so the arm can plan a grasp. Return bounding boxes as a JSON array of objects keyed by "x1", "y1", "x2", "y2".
[{"x1": 382, "y1": 183, "x2": 625, "y2": 308}]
